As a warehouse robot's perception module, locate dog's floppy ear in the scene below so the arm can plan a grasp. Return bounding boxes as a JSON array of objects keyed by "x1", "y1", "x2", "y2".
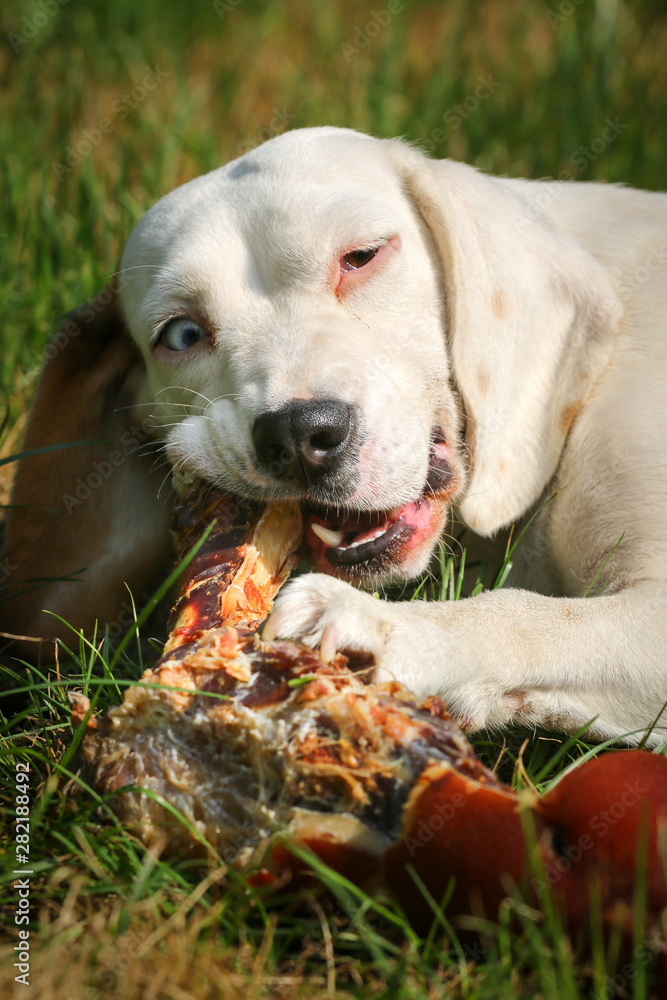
[
  {"x1": 1, "y1": 283, "x2": 173, "y2": 660},
  {"x1": 390, "y1": 142, "x2": 622, "y2": 535}
]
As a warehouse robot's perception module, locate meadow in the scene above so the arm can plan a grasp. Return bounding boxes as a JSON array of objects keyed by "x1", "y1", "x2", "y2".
[{"x1": 1, "y1": 0, "x2": 667, "y2": 996}]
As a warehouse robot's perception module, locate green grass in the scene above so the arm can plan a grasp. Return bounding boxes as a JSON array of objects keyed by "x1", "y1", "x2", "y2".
[
  {"x1": 2, "y1": 0, "x2": 667, "y2": 996},
  {"x1": 2, "y1": 576, "x2": 663, "y2": 1000}
]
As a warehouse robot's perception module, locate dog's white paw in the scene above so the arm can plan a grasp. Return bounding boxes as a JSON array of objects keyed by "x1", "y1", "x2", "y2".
[{"x1": 263, "y1": 574, "x2": 393, "y2": 665}]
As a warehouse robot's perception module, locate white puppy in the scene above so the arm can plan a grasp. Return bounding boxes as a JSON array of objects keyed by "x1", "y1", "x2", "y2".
[{"x1": 4, "y1": 127, "x2": 666, "y2": 746}]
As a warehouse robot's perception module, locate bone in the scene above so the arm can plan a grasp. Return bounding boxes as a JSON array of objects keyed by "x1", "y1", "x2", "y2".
[{"x1": 75, "y1": 480, "x2": 667, "y2": 957}]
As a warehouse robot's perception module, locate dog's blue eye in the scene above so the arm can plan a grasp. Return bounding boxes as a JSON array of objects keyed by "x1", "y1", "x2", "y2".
[{"x1": 159, "y1": 317, "x2": 207, "y2": 352}]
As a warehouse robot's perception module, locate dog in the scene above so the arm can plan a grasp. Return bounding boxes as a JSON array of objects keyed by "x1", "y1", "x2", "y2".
[{"x1": 3, "y1": 127, "x2": 666, "y2": 746}]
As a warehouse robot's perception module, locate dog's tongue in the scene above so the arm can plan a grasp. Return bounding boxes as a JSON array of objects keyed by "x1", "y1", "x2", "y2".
[
  {"x1": 306, "y1": 431, "x2": 454, "y2": 556},
  {"x1": 308, "y1": 510, "x2": 392, "y2": 550},
  {"x1": 307, "y1": 499, "x2": 430, "y2": 552}
]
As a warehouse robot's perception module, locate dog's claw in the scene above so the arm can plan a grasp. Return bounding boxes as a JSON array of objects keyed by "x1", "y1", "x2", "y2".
[{"x1": 265, "y1": 574, "x2": 391, "y2": 666}]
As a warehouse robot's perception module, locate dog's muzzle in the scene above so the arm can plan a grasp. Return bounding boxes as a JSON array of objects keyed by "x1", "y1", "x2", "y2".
[{"x1": 252, "y1": 398, "x2": 356, "y2": 486}]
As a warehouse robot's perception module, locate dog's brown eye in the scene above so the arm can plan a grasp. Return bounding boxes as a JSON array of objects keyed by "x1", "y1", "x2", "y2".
[
  {"x1": 341, "y1": 247, "x2": 379, "y2": 271},
  {"x1": 158, "y1": 317, "x2": 207, "y2": 352}
]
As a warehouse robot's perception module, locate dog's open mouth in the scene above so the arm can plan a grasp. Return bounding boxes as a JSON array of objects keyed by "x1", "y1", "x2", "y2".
[{"x1": 303, "y1": 431, "x2": 457, "y2": 579}]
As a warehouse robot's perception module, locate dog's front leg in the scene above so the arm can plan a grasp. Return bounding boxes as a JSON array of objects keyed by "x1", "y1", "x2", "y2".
[{"x1": 264, "y1": 575, "x2": 667, "y2": 746}]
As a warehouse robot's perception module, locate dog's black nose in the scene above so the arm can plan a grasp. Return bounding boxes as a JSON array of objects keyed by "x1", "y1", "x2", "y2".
[{"x1": 253, "y1": 398, "x2": 353, "y2": 484}]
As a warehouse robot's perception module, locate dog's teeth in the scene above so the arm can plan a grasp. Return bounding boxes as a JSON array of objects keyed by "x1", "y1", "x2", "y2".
[
  {"x1": 171, "y1": 469, "x2": 196, "y2": 495},
  {"x1": 311, "y1": 518, "x2": 394, "y2": 552},
  {"x1": 347, "y1": 525, "x2": 390, "y2": 549},
  {"x1": 311, "y1": 523, "x2": 345, "y2": 548}
]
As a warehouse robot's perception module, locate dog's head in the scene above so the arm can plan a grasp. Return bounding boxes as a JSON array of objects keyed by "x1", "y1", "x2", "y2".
[
  {"x1": 3, "y1": 127, "x2": 621, "y2": 651},
  {"x1": 117, "y1": 127, "x2": 619, "y2": 584},
  {"x1": 119, "y1": 128, "x2": 467, "y2": 583}
]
